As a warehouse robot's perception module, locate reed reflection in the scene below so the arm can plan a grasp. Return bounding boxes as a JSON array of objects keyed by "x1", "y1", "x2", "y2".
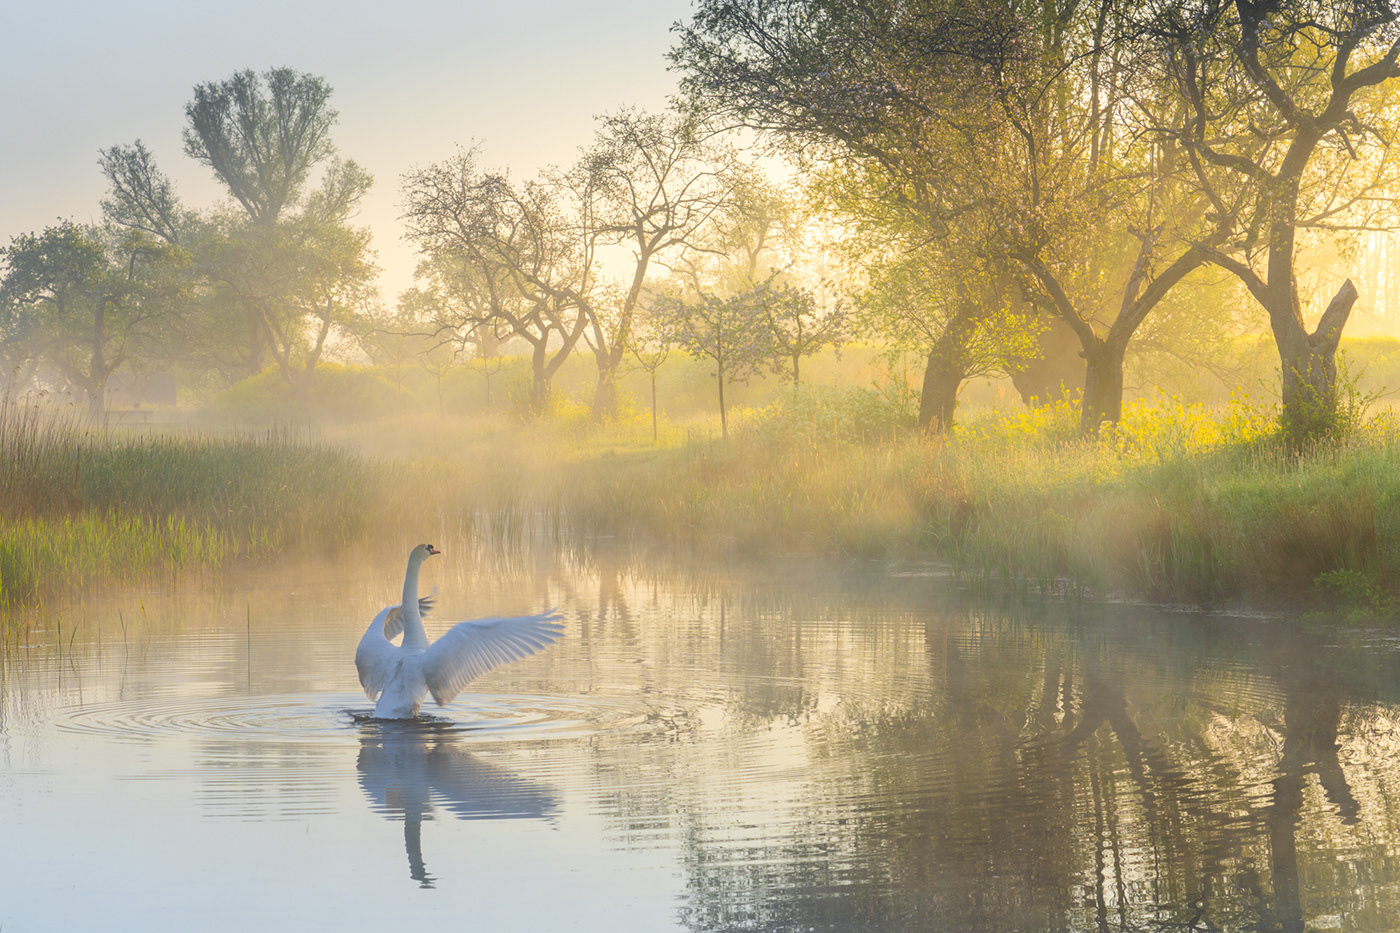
[{"x1": 356, "y1": 722, "x2": 558, "y2": 887}]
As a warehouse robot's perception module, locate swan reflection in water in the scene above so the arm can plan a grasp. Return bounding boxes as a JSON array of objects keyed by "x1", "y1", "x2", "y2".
[{"x1": 356, "y1": 720, "x2": 559, "y2": 887}]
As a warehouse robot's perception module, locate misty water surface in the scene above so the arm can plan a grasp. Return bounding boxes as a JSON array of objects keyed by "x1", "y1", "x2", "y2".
[{"x1": 2, "y1": 540, "x2": 1399, "y2": 932}]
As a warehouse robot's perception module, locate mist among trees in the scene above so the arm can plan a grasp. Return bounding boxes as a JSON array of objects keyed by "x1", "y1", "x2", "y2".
[{"x1": 5, "y1": 5, "x2": 1400, "y2": 447}]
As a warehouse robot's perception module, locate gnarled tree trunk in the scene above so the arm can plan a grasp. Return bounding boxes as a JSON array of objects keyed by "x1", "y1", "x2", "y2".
[
  {"x1": 918, "y1": 348, "x2": 964, "y2": 433},
  {"x1": 1274, "y1": 279, "x2": 1356, "y2": 444}
]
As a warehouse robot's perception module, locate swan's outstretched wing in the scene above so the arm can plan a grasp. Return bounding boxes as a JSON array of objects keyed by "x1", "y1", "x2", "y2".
[
  {"x1": 356, "y1": 606, "x2": 399, "y2": 700},
  {"x1": 356, "y1": 594, "x2": 436, "y2": 700},
  {"x1": 421, "y1": 610, "x2": 565, "y2": 706}
]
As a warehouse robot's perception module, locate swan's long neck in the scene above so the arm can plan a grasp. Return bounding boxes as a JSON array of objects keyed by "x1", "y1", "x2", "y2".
[{"x1": 401, "y1": 556, "x2": 429, "y2": 650}]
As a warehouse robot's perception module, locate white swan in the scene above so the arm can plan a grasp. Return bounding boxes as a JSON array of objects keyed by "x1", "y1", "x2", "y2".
[{"x1": 356, "y1": 544, "x2": 565, "y2": 719}]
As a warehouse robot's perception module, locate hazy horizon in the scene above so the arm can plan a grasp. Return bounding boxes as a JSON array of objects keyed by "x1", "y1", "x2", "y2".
[{"x1": 0, "y1": 0, "x2": 692, "y2": 302}]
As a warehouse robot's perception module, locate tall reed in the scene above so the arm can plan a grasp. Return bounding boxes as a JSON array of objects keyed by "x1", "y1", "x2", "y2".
[{"x1": 0, "y1": 396, "x2": 374, "y2": 603}]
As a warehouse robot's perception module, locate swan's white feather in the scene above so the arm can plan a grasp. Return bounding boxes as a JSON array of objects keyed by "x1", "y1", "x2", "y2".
[
  {"x1": 356, "y1": 545, "x2": 562, "y2": 718},
  {"x1": 355, "y1": 594, "x2": 436, "y2": 701},
  {"x1": 421, "y1": 610, "x2": 566, "y2": 706}
]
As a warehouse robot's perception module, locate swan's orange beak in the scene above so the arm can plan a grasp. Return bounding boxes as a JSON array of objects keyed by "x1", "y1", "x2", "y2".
[{"x1": 426, "y1": 545, "x2": 441, "y2": 556}]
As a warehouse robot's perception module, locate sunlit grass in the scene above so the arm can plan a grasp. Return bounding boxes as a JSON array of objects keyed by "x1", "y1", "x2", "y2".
[
  {"x1": 519, "y1": 390, "x2": 1400, "y2": 608},
  {"x1": 7, "y1": 383, "x2": 1400, "y2": 612},
  {"x1": 0, "y1": 395, "x2": 373, "y2": 604}
]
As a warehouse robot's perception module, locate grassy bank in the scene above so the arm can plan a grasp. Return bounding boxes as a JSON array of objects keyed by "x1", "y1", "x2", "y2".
[
  {"x1": 0, "y1": 397, "x2": 375, "y2": 603},
  {"x1": 520, "y1": 390, "x2": 1400, "y2": 610},
  {"x1": 5, "y1": 386, "x2": 1399, "y2": 613}
]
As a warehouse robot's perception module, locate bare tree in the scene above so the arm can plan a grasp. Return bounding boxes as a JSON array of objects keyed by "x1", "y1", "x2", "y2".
[
  {"x1": 568, "y1": 110, "x2": 736, "y2": 421},
  {"x1": 401, "y1": 148, "x2": 588, "y2": 416}
]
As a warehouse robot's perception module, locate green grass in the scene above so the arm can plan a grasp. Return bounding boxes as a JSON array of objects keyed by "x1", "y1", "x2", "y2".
[
  {"x1": 500, "y1": 390, "x2": 1400, "y2": 609},
  {"x1": 9, "y1": 378, "x2": 1400, "y2": 615},
  {"x1": 0, "y1": 395, "x2": 375, "y2": 603}
]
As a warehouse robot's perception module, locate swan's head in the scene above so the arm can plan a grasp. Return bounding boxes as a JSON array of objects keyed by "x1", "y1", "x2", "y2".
[{"x1": 410, "y1": 543, "x2": 441, "y2": 563}]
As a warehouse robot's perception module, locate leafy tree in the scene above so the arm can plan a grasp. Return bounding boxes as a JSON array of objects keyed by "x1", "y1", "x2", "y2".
[
  {"x1": 200, "y1": 212, "x2": 377, "y2": 391},
  {"x1": 654, "y1": 282, "x2": 777, "y2": 437},
  {"x1": 759, "y1": 280, "x2": 842, "y2": 388},
  {"x1": 98, "y1": 141, "x2": 190, "y2": 246},
  {"x1": 180, "y1": 67, "x2": 373, "y2": 383},
  {"x1": 418, "y1": 337, "x2": 460, "y2": 417},
  {"x1": 671, "y1": 0, "x2": 1058, "y2": 430},
  {"x1": 674, "y1": 0, "x2": 1223, "y2": 433},
  {"x1": 362, "y1": 298, "x2": 428, "y2": 402},
  {"x1": 466, "y1": 351, "x2": 506, "y2": 416},
  {"x1": 404, "y1": 112, "x2": 734, "y2": 423},
  {"x1": 679, "y1": 169, "x2": 843, "y2": 391},
  {"x1": 629, "y1": 312, "x2": 673, "y2": 441},
  {"x1": 856, "y1": 246, "x2": 1035, "y2": 430},
  {"x1": 811, "y1": 158, "x2": 1034, "y2": 429},
  {"x1": 972, "y1": 1, "x2": 1215, "y2": 432},
  {"x1": 1151, "y1": 0, "x2": 1400, "y2": 442},
  {"x1": 373, "y1": 287, "x2": 466, "y2": 414},
  {"x1": 183, "y1": 68, "x2": 339, "y2": 229},
  {"x1": 0, "y1": 222, "x2": 186, "y2": 420}
]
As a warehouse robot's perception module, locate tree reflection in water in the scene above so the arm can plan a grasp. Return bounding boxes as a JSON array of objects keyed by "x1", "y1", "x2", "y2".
[
  {"x1": 11, "y1": 544, "x2": 1400, "y2": 932},
  {"x1": 641, "y1": 590, "x2": 1400, "y2": 933}
]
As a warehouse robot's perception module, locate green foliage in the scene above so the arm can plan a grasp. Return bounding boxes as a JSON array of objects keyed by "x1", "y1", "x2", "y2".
[
  {"x1": 183, "y1": 67, "x2": 340, "y2": 226},
  {"x1": 740, "y1": 384, "x2": 915, "y2": 447},
  {"x1": 0, "y1": 393, "x2": 374, "y2": 603},
  {"x1": 1315, "y1": 569, "x2": 1396, "y2": 623},
  {"x1": 11, "y1": 377, "x2": 1400, "y2": 616},
  {"x1": 1, "y1": 221, "x2": 187, "y2": 415}
]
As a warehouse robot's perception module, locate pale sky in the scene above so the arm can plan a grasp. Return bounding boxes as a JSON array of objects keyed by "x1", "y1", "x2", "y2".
[{"x1": 0, "y1": 0, "x2": 694, "y2": 300}]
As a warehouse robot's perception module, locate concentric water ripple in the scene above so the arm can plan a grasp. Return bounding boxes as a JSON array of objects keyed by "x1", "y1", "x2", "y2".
[{"x1": 54, "y1": 691, "x2": 653, "y2": 744}]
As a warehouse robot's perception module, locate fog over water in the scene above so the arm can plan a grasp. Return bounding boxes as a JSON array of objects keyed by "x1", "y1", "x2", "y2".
[{"x1": 8, "y1": 5, "x2": 1400, "y2": 927}]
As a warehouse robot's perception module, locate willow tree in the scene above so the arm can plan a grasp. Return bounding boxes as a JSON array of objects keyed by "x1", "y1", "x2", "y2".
[
  {"x1": 181, "y1": 67, "x2": 374, "y2": 382},
  {"x1": 675, "y1": 0, "x2": 1232, "y2": 433},
  {"x1": 183, "y1": 68, "x2": 338, "y2": 230},
  {"x1": 673, "y1": 0, "x2": 1031, "y2": 431},
  {"x1": 99, "y1": 141, "x2": 190, "y2": 247},
  {"x1": 965, "y1": 1, "x2": 1228, "y2": 432},
  {"x1": 811, "y1": 158, "x2": 1033, "y2": 430}
]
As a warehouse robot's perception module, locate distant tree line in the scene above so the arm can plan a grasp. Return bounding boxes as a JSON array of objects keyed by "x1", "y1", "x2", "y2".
[{"x1": 6, "y1": 2, "x2": 1400, "y2": 445}]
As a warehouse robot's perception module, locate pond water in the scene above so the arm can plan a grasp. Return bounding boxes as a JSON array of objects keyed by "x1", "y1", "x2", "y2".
[{"x1": 3, "y1": 540, "x2": 1400, "y2": 932}]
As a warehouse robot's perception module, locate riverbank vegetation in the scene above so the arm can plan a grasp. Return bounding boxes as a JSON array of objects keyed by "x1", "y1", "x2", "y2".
[
  {"x1": 6, "y1": 375, "x2": 1400, "y2": 615},
  {"x1": 0, "y1": 395, "x2": 372, "y2": 603}
]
